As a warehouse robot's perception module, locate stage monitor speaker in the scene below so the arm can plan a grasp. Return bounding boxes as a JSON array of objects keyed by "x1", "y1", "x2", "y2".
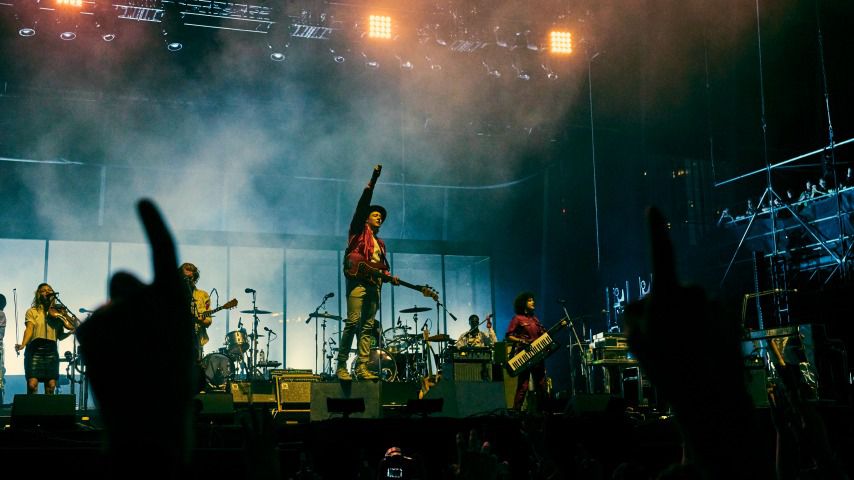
[
  {"x1": 422, "y1": 381, "x2": 505, "y2": 417},
  {"x1": 194, "y1": 392, "x2": 235, "y2": 420},
  {"x1": 310, "y1": 383, "x2": 381, "y2": 421},
  {"x1": 564, "y1": 393, "x2": 619, "y2": 415},
  {"x1": 11, "y1": 394, "x2": 76, "y2": 429}
]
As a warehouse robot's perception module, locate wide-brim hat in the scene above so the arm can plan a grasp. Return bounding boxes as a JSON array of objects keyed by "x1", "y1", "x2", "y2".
[{"x1": 368, "y1": 205, "x2": 387, "y2": 222}]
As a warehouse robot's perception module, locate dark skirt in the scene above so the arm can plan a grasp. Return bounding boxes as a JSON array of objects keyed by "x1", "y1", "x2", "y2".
[{"x1": 24, "y1": 338, "x2": 59, "y2": 381}]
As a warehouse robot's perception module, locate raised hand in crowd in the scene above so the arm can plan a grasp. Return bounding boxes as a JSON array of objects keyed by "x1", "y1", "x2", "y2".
[
  {"x1": 76, "y1": 199, "x2": 199, "y2": 476},
  {"x1": 624, "y1": 207, "x2": 769, "y2": 478}
]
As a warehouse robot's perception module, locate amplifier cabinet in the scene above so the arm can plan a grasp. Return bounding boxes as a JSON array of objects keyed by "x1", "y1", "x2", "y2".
[
  {"x1": 230, "y1": 380, "x2": 277, "y2": 404},
  {"x1": 274, "y1": 374, "x2": 320, "y2": 412}
]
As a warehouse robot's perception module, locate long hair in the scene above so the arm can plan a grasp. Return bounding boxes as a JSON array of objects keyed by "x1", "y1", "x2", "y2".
[
  {"x1": 179, "y1": 263, "x2": 200, "y2": 285},
  {"x1": 513, "y1": 291, "x2": 535, "y2": 315},
  {"x1": 31, "y1": 283, "x2": 52, "y2": 309}
]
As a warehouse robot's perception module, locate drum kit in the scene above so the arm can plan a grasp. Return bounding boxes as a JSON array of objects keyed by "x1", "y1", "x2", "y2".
[
  {"x1": 333, "y1": 305, "x2": 451, "y2": 382},
  {"x1": 201, "y1": 306, "x2": 281, "y2": 390}
]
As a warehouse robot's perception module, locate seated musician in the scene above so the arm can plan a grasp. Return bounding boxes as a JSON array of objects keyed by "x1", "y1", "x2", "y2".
[
  {"x1": 506, "y1": 292, "x2": 549, "y2": 411},
  {"x1": 455, "y1": 314, "x2": 497, "y2": 382},
  {"x1": 455, "y1": 314, "x2": 497, "y2": 348}
]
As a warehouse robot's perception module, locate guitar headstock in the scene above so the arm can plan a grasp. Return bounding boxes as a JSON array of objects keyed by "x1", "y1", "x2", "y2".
[
  {"x1": 222, "y1": 299, "x2": 238, "y2": 310},
  {"x1": 420, "y1": 285, "x2": 439, "y2": 301}
]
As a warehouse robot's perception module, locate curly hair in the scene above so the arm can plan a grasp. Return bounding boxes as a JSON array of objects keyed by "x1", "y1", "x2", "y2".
[
  {"x1": 513, "y1": 291, "x2": 535, "y2": 315},
  {"x1": 179, "y1": 263, "x2": 200, "y2": 284}
]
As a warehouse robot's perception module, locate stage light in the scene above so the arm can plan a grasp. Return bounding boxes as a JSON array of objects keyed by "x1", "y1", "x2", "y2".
[
  {"x1": 59, "y1": 31, "x2": 77, "y2": 40},
  {"x1": 161, "y1": 1, "x2": 184, "y2": 52},
  {"x1": 55, "y1": 0, "x2": 83, "y2": 7},
  {"x1": 550, "y1": 31, "x2": 572, "y2": 55},
  {"x1": 368, "y1": 15, "x2": 391, "y2": 39},
  {"x1": 14, "y1": 0, "x2": 43, "y2": 37},
  {"x1": 541, "y1": 63, "x2": 559, "y2": 80},
  {"x1": 512, "y1": 61, "x2": 530, "y2": 81},
  {"x1": 94, "y1": 0, "x2": 118, "y2": 42},
  {"x1": 265, "y1": 13, "x2": 289, "y2": 62},
  {"x1": 482, "y1": 60, "x2": 501, "y2": 79},
  {"x1": 361, "y1": 51, "x2": 379, "y2": 70},
  {"x1": 395, "y1": 55, "x2": 413, "y2": 71},
  {"x1": 330, "y1": 48, "x2": 346, "y2": 63}
]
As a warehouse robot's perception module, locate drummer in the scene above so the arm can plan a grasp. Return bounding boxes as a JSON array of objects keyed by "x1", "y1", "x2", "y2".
[{"x1": 455, "y1": 314, "x2": 497, "y2": 348}]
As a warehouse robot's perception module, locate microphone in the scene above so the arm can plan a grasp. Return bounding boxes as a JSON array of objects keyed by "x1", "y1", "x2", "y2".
[
  {"x1": 448, "y1": 312, "x2": 457, "y2": 321},
  {"x1": 47, "y1": 292, "x2": 59, "y2": 297},
  {"x1": 245, "y1": 288, "x2": 256, "y2": 294},
  {"x1": 323, "y1": 292, "x2": 334, "y2": 299},
  {"x1": 264, "y1": 326, "x2": 276, "y2": 336},
  {"x1": 79, "y1": 307, "x2": 94, "y2": 314}
]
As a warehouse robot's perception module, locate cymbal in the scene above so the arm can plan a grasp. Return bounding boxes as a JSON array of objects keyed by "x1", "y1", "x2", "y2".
[
  {"x1": 309, "y1": 312, "x2": 342, "y2": 320},
  {"x1": 400, "y1": 306, "x2": 431, "y2": 313},
  {"x1": 427, "y1": 334, "x2": 452, "y2": 342},
  {"x1": 240, "y1": 308, "x2": 272, "y2": 314}
]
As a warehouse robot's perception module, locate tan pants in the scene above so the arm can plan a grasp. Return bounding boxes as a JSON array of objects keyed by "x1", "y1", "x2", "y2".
[{"x1": 337, "y1": 283, "x2": 380, "y2": 368}]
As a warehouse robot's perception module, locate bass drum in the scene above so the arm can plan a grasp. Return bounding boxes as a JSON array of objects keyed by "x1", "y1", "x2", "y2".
[
  {"x1": 351, "y1": 348, "x2": 397, "y2": 382},
  {"x1": 202, "y1": 353, "x2": 234, "y2": 391}
]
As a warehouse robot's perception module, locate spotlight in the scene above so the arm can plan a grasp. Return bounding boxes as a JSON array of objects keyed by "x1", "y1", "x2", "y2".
[
  {"x1": 59, "y1": 31, "x2": 77, "y2": 40},
  {"x1": 55, "y1": 0, "x2": 82, "y2": 6},
  {"x1": 361, "y1": 51, "x2": 379, "y2": 70},
  {"x1": 482, "y1": 60, "x2": 501, "y2": 79},
  {"x1": 541, "y1": 64, "x2": 559, "y2": 80},
  {"x1": 549, "y1": 31, "x2": 572, "y2": 55},
  {"x1": 161, "y1": 1, "x2": 184, "y2": 52},
  {"x1": 94, "y1": 0, "x2": 118, "y2": 42},
  {"x1": 395, "y1": 55, "x2": 413, "y2": 71},
  {"x1": 512, "y1": 62, "x2": 530, "y2": 81},
  {"x1": 424, "y1": 55, "x2": 441, "y2": 71},
  {"x1": 368, "y1": 15, "x2": 391, "y2": 39},
  {"x1": 265, "y1": 15, "x2": 289, "y2": 62},
  {"x1": 14, "y1": 0, "x2": 41, "y2": 37},
  {"x1": 330, "y1": 48, "x2": 346, "y2": 63}
]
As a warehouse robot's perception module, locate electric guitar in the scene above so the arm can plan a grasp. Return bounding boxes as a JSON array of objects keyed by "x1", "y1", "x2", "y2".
[
  {"x1": 196, "y1": 298, "x2": 238, "y2": 346},
  {"x1": 344, "y1": 255, "x2": 439, "y2": 301}
]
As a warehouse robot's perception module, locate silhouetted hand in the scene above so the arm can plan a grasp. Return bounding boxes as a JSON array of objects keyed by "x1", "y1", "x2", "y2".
[
  {"x1": 76, "y1": 199, "x2": 197, "y2": 474},
  {"x1": 624, "y1": 207, "x2": 765, "y2": 477},
  {"x1": 624, "y1": 207, "x2": 745, "y2": 409}
]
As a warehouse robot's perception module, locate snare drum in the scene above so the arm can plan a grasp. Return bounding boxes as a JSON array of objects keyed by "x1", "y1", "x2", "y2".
[
  {"x1": 225, "y1": 329, "x2": 249, "y2": 356},
  {"x1": 202, "y1": 353, "x2": 234, "y2": 391}
]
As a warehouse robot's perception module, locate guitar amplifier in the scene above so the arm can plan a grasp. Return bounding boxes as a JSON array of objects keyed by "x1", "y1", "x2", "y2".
[
  {"x1": 451, "y1": 347, "x2": 493, "y2": 362},
  {"x1": 230, "y1": 380, "x2": 277, "y2": 404},
  {"x1": 275, "y1": 372, "x2": 320, "y2": 411}
]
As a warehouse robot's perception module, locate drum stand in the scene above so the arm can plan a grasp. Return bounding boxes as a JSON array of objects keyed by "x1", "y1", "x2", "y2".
[{"x1": 308, "y1": 293, "x2": 334, "y2": 377}]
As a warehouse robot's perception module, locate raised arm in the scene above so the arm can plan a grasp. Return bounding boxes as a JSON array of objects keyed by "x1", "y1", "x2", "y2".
[{"x1": 349, "y1": 165, "x2": 382, "y2": 235}]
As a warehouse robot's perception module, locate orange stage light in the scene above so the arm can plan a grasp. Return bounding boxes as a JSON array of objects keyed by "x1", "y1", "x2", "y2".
[
  {"x1": 368, "y1": 15, "x2": 392, "y2": 39},
  {"x1": 56, "y1": 0, "x2": 83, "y2": 7},
  {"x1": 549, "y1": 31, "x2": 572, "y2": 55}
]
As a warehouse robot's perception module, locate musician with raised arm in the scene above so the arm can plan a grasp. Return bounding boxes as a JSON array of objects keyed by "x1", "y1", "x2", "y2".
[
  {"x1": 506, "y1": 292, "x2": 549, "y2": 411},
  {"x1": 339, "y1": 165, "x2": 398, "y2": 381}
]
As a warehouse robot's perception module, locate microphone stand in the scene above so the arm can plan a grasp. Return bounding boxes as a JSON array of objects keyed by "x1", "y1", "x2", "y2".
[
  {"x1": 559, "y1": 303, "x2": 589, "y2": 396},
  {"x1": 307, "y1": 294, "x2": 333, "y2": 377}
]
